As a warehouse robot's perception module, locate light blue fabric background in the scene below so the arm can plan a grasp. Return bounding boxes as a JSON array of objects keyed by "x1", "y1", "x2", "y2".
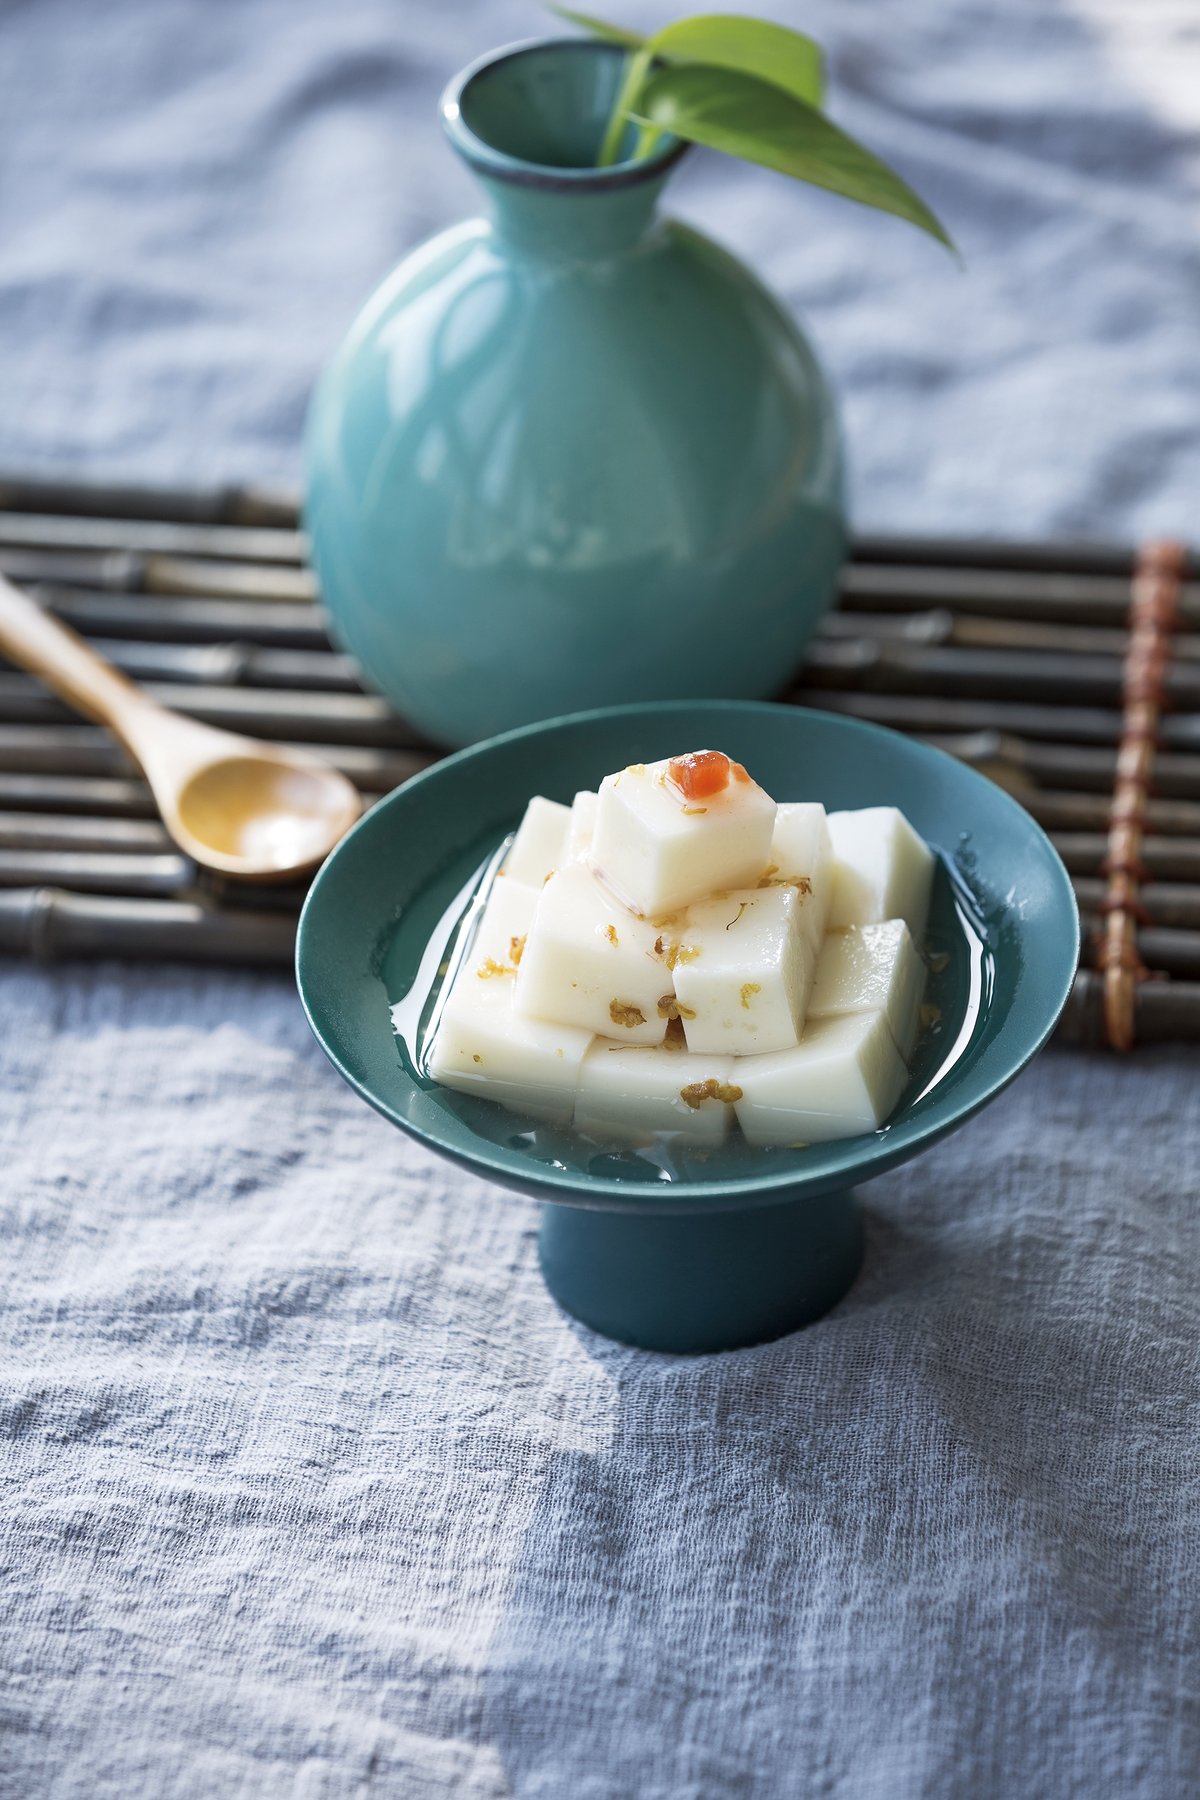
[{"x1": 2, "y1": 3, "x2": 1199, "y2": 1795}]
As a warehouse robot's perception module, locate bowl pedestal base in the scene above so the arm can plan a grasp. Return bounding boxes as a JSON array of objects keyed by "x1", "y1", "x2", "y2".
[{"x1": 537, "y1": 1187, "x2": 863, "y2": 1355}]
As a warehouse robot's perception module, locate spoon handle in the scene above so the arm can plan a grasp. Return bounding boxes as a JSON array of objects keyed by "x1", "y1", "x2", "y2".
[{"x1": 0, "y1": 571, "x2": 156, "y2": 739}]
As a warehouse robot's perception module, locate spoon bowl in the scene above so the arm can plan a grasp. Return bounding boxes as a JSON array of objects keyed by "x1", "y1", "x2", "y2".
[
  {"x1": 169, "y1": 751, "x2": 362, "y2": 877},
  {"x1": 0, "y1": 571, "x2": 362, "y2": 880}
]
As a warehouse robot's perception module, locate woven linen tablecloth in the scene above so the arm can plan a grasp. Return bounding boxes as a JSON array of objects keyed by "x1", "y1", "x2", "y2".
[{"x1": 3, "y1": 3, "x2": 1200, "y2": 1796}]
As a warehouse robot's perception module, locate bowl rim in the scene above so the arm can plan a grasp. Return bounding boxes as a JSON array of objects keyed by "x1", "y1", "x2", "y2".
[{"x1": 296, "y1": 699, "x2": 1081, "y2": 1208}]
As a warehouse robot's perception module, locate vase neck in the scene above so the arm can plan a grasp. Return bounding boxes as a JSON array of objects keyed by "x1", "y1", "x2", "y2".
[
  {"x1": 474, "y1": 171, "x2": 669, "y2": 259},
  {"x1": 441, "y1": 38, "x2": 686, "y2": 262}
]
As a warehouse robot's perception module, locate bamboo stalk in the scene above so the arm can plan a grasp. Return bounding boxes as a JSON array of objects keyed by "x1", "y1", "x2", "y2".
[
  {"x1": 0, "y1": 811, "x2": 172, "y2": 852},
  {"x1": 0, "y1": 473, "x2": 300, "y2": 528},
  {"x1": 826, "y1": 606, "x2": 1200, "y2": 659},
  {"x1": 0, "y1": 772, "x2": 383, "y2": 820},
  {"x1": 1051, "y1": 833, "x2": 1200, "y2": 882},
  {"x1": 199, "y1": 874, "x2": 310, "y2": 915},
  {"x1": 1116, "y1": 943, "x2": 1200, "y2": 992},
  {"x1": 841, "y1": 569, "x2": 1143, "y2": 622},
  {"x1": 918, "y1": 731, "x2": 1200, "y2": 800},
  {"x1": 1057, "y1": 968, "x2": 1200, "y2": 1046},
  {"x1": 0, "y1": 511, "x2": 303, "y2": 565},
  {"x1": 0, "y1": 724, "x2": 434, "y2": 787},
  {"x1": 1022, "y1": 789, "x2": 1200, "y2": 837},
  {"x1": 795, "y1": 689, "x2": 1200, "y2": 752},
  {"x1": 137, "y1": 555, "x2": 316, "y2": 603},
  {"x1": 1139, "y1": 928, "x2": 1200, "y2": 979},
  {"x1": 0, "y1": 549, "x2": 143, "y2": 590},
  {"x1": 0, "y1": 886, "x2": 295, "y2": 964},
  {"x1": 949, "y1": 611, "x2": 1200, "y2": 659},
  {"x1": 0, "y1": 774, "x2": 157, "y2": 816},
  {"x1": 0, "y1": 850, "x2": 193, "y2": 896},
  {"x1": 851, "y1": 536, "x2": 1200, "y2": 580},
  {"x1": 800, "y1": 639, "x2": 1200, "y2": 708},
  {"x1": 0, "y1": 723, "x2": 138, "y2": 774},
  {"x1": 0, "y1": 675, "x2": 416, "y2": 745},
  {"x1": 840, "y1": 562, "x2": 1180, "y2": 621},
  {"x1": 36, "y1": 587, "x2": 328, "y2": 648},
  {"x1": 1080, "y1": 915, "x2": 1200, "y2": 981},
  {"x1": 0, "y1": 851, "x2": 310, "y2": 911},
  {"x1": 0, "y1": 548, "x2": 315, "y2": 602},
  {"x1": 0, "y1": 636, "x2": 361, "y2": 692},
  {"x1": 1086, "y1": 914, "x2": 1200, "y2": 986},
  {"x1": 1073, "y1": 877, "x2": 1200, "y2": 931}
]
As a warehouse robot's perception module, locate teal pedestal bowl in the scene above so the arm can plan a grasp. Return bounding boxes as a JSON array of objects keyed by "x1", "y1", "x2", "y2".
[
  {"x1": 304, "y1": 39, "x2": 845, "y2": 748},
  {"x1": 296, "y1": 702, "x2": 1080, "y2": 1356}
]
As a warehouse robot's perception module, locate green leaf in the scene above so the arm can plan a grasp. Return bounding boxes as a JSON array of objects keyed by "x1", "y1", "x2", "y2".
[
  {"x1": 630, "y1": 64, "x2": 955, "y2": 251},
  {"x1": 549, "y1": 9, "x2": 824, "y2": 108},
  {"x1": 545, "y1": 4, "x2": 646, "y2": 49},
  {"x1": 648, "y1": 15, "x2": 824, "y2": 109}
]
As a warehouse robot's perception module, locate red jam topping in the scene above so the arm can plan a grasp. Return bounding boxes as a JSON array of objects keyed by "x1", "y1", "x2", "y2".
[
  {"x1": 666, "y1": 751, "x2": 753, "y2": 800},
  {"x1": 667, "y1": 750, "x2": 736, "y2": 802}
]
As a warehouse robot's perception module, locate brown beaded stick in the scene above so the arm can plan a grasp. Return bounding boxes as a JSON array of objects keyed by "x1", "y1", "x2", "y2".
[{"x1": 1096, "y1": 540, "x2": 1187, "y2": 1050}]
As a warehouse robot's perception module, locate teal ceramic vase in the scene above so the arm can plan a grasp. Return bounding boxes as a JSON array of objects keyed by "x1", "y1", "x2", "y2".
[{"x1": 304, "y1": 38, "x2": 846, "y2": 748}]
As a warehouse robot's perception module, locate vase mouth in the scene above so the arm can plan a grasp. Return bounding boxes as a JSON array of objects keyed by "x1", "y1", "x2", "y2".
[{"x1": 441, "y1": 36, "x2": 688, "y2": 193}]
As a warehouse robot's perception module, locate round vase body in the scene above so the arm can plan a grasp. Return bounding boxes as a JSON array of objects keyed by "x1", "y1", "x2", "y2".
[{"x1": 305, "y1": 42, "x2": 846, "y2": 747}]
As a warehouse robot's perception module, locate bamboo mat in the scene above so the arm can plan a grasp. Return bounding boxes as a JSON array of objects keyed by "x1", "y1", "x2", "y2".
[{"x1": 0, "y1": 473, "x2": 1194, "y2": 1050}]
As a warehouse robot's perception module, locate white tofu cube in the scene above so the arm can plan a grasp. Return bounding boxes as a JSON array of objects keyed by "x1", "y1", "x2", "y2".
[
  {"x1": 503, "y1": 795, "x2": 570, "y2": 889},
  {"x1": 470, "y1": 874, "x2": 534, "y2": 968},
  {"x1": 734, "y1": 1011, "x2": 908, "y2": 1147},
  {"x1": 827, "y1": 807, "x2": 935, "y2": 939},
  {"x1": 514, "y1": 864, "x2": 670, "y2": 1046},
  {"x1": 809, "y1": 920, "x2": 926, "y2": 1058},
  {"x1": 564, "y1": 790, "x2": 598, "y2": 863},
  {"x1": 574, "y1": 1040, "x2": 738, "y2": 1148},
  {"x1": 426, "y1": 878, "x2": 591, "y2": 1123},
  {"x1": 589, "y1": 753, "x2": 775, "y2": 916},
  {"x1": 672, "y1": 886, "x2": 816, "y2": 1056},
  {"x1": 764, "y1": 802, "x2": 833, "y2": 948}
]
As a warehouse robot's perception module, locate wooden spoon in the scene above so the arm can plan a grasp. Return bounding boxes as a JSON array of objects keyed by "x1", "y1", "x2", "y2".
[{"x1": 0, "y1": 572, "x2": 361, "y2": 879}]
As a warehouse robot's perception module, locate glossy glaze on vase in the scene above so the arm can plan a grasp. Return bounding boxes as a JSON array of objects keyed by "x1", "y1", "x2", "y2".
[{"x1": 305, "y1": 39, "x2": 846, "y2": 748}]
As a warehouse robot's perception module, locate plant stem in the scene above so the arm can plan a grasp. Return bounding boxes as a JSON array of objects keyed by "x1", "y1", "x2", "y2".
[
  {"x1": 634, "y1": 121, "x2": 663, "y2": 160},
  {"x1": 596, "y1": 47, "x2": 653, "y2": 167}
]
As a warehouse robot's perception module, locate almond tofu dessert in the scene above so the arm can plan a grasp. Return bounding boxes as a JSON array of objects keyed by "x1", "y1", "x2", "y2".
[
  {"x1": 504, "y1": 795, "x2": 570, "y2": 889},
  {"x1": 808, "y1": 919, "x2": 926, "y2": 1056},
  {"x1": 734, "y1": 1011, "x2": 909, "y2": 1148},
  {"x1": 767, "y1": 802, "x2": 833, "y2": 948},
  {"x1": 672, "y1": 886, "x2": 816, "y2": 1056},
  {"x1": 515, "y1": 863, "x2": 669, "y2": 1047},
  {"x1": 563, "y1": 790, "x2": 599, "y2": 863},
  {"x1": 590, "y1": 751, "x2": 775, "y2": 916},
  {"x1": 426, "y1": 877, "x2": 592, "y2": 1124},
  {"x1": 827, "y1": 807, "x2": 935, "y2": 939},
  {"x1": 416, "y1": 751, "x2": 937, "y2": 1149},
  {"x1": 575, "y1": 1037, "x2": 739, "y2": 1148}
]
